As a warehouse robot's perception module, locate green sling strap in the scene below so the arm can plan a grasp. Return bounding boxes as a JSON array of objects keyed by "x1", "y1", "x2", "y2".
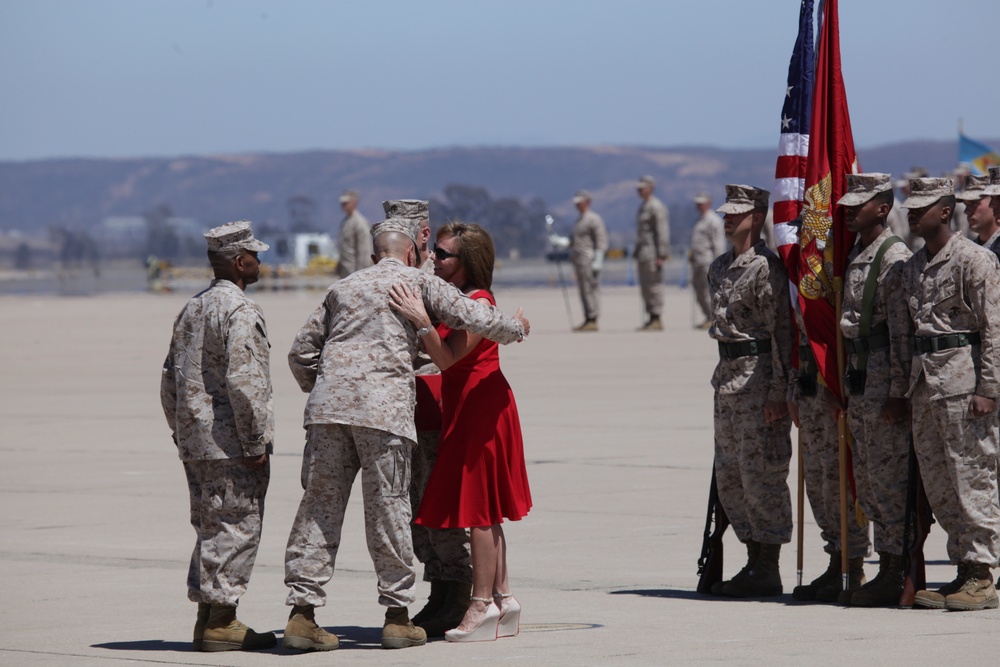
[{"x1": 854, "y1": 234, "x2": 903, "y2": 374}]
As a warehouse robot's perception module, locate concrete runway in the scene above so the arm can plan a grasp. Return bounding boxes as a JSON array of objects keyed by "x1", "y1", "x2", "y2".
[{"x1": 2, "y1": 283, "x2": 999, "y2": 666}]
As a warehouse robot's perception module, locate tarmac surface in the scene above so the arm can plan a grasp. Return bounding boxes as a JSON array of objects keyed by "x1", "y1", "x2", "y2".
[{"x1": 3, "y1": 282, "x2": 1000, "y2": 666}]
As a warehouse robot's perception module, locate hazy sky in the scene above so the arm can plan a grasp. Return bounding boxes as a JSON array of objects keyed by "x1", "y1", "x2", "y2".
[{"x1": 1, "y1": 0, "x2": 997, "y2": 161}]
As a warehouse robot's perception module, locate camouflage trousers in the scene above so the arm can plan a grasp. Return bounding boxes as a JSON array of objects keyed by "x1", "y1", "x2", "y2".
[
  {"x1": 911, "y1": 381, "x2": 1000, "y2": 565},
  {"x1": 636, "y1": 257, "x2": 663, "y2": 318},
  {"x1": 411, "y1": 431, "x2": 472, "y2": 584},
  {"x1": 848, "y1": 396, "x2": 908, "y2": 555},
  {"x1": 714, "y1": 392, "x2": 793, "y2": 544},
  {"x1": 690, "y1": 263, "x2": 712, "y2": 324},
  {"x1": 184, "y1": 458, "x2": 269, "y2": 606},
  {"x1": 572, "y1": 260, "x2": 601, "y2": 321},
  {"x1": 798, "y1": 394, "x2": 870, "y2": 558},
  {"x1": 284, "y1": 423, "x2": 417, "y2": 608}
]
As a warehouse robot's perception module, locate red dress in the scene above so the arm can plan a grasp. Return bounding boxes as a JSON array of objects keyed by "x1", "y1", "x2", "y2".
[{"x1": 415, "y1": 290, "x2": 532, "y2": 528}]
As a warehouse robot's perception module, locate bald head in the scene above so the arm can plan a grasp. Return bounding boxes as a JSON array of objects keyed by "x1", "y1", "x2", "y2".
[{"x1": 373, "y1": 231, "x2": 417, "y2": 266}]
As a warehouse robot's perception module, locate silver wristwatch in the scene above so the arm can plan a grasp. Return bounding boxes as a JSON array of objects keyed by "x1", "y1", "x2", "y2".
[{"x1": 416, "y1": 324, "x2": 433, "y2": 337}]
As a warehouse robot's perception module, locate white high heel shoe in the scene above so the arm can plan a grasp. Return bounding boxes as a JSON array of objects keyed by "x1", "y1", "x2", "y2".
[
  {"x1": 444, "y1": 597, "x2": 500, "y2": 642},
  {"x1": 494, "y1": 592, "x2": 520, "y2": 638}
]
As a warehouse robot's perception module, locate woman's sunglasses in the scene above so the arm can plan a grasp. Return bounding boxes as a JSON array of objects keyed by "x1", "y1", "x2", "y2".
[{"x1": 433, "y1": 245, "x2": 459, "y2": 260}]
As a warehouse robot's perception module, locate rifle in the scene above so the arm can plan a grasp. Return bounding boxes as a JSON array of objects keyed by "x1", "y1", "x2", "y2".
[
  {"x1": 696, "y1": 465, "x2": 730, "y2": 594},
  {"x1": 899, "y1": 438, "x2": 933, "y2": 607}
]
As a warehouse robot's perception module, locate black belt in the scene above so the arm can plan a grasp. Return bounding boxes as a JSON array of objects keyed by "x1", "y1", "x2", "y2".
[
  {"x1": 719, "y1": 339, "x2": 772, "y2": 360},
  {"x1": 843, "y1": 321, "x2": 890, "y2": 355},
  {"x1": 913, "y1": 332, "x2": 981, "y2": 354}
]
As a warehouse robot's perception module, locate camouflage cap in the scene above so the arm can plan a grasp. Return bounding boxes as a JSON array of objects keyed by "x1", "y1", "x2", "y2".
[
  {"x1": 339, "y1": 189, "x2": 360, "y2": 204},
  {"x1": 572, "y1": 190, "x2": 592, "y2": 203},
  {"x1": 693, "y1": 192, "x2": 712, "y2": 204},
  {"x1": 984, "y1": 166, "x2": 1000, "y2": 196},
  {"x1": 957, "y1": 174, "x2": 991, "y2": 202},
  {"x1": 637, "y1": 175, "x2": 656, "y2": 189},
  {"x1": 370, "y1": 217, "x2": 420, "y2": 246},
  {"x1": 716, "y1": 184, "x2": 770, "y2": 215},
  {"x1": 382, "y1": 199, "x2": 429, "y2": 221},
  {"x1": 204, "y1": 220, "x2": 269, "y2": 253},
  {"x1": 836, "y1": 173, "x2": 893, "y2": 207},
  {"x1": 901, "y1": 177, "x2": 954, "y2": 209}
]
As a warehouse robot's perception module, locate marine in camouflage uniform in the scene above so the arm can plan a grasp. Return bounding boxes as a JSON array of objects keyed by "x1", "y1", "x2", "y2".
[
  {"x1": 789, "y1": 308, "x2": 871, "y2": 603},
  {"x1": 283, "y1": 216, "x2": 527, "y2": 649},
  {"x1": 959, "y1": 173, "x2": 1000, "y2": 260},
  {"x1": 384, "y1": 199, "x2": 473, "y2": 637},
  {"x1": 902, "y1": 177, "x2": 1000, "y2": 611},
  {"x1": 633, "y1": 175, "x2": 671, "y2": 330},
  {"x1": 707, "y1": 185, "x2": 793, "y2": 598},
  {"x1": 160, "y1": 220, "x2": 276, "y2": 652},
  {"x1": 688, "y1": 193, "x2": 726, "y2": 328},
  {"x1": 988, "y1": 166, "x2": 1000, "y2": 232},
  {"x1": 336, "y1": 190, "x2": 373, "y2": 278},
  {"x1": 569, "y1": 190, "x2": 609, "y2": 331},
  {"x1": 837, "y1": 174, "x2": 913, "y2": 607}
]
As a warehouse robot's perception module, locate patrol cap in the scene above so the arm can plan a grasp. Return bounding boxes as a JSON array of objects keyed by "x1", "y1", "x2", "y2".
[
  {"x1": 901, "y1": 177, "x2": 954, "y2": 209},
  {"x1": 370, "y1": 217, "x2": 420, "y2": 247},
  {"x1": 637, "y1": 175, "x2": 656, "y2": 189},
  {"x1": 836, "y1": 173, "x2": 892, "y2": 207},
  {"x1": 957, "y1": 174, "x2": 990, "y2": 202},
  {"x1": 984, "y1": 166, "x2": 1000, "y2": 196},
  {"x1": 572, "y1": 190, "x2": 592, "y2": 204},
  {"x1": 693, "y1": 192, "x2": 712, "y2": 204},
  {"x1": 339, "y1": 189, "x2": 360, "y2": 204},
  {"x1": 204, "y1": 220, "x2": 269, "y2": 253},
  {"x1": 382, "y1": 199, "x2": 429, "y2": 221},
  {"x1": 716, "y1": 184, "x2": 770, "y2": 215}
]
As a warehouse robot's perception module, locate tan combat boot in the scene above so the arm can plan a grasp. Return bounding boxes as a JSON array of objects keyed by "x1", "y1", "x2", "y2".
[
  {"x1": 574, "y1": 319, "x2": 598, "y2": 332},
  {"x1": 418, "y1": 582, "x2": 472, "y2": 637},
  {"x1": 411, "y1": 580, "x2": 448, "y2": 626},
  {"x1": 282, "y1": 605, "x2": 340, "y2": 651},
  {"x1": 944, "y1": 563, "x2": 999, "y2": 611},
  {"x1": 382, "y1": 606, "x2": 427, "y2": 649},
  {"x1": 815, "y1": 556, "x2": 866, "y2": 603},
  {"x1": 200, "y1": 604, "x2": 276, "y2": 652},
  {"x1": 192, "y1": 602, "x2": 211, "y2": 651},
  {"x1": 638, "y1": 316, "x2": 663, "y2": 331},
  {"x1": 792, "y1": 551, "x2": 839, "y2": 601},
  {"x1": 839, "y1": 552, "x2": 885, "y2": 606},
  {"x1": 849, "y1": 553, "x2": 903, "y2": 607},
  {"x1": 914, "y1": 563, "x2": 968, "y2": 609},
  {"x1": 724, "y1": 543, "x2": 782, "y2": 597},
  {"x1": 710, "y1": 540, "x2": 759, "y2": 595}
]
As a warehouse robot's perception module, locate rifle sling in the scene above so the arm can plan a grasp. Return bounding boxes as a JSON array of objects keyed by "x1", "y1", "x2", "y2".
[{"x1": 853, "y1": 235, "x2": 902, "y2": 374}]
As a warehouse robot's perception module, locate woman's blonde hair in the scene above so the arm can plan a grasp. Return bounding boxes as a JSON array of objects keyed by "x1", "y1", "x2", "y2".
[{"x1": 437, "y1": 221, "x2": 495, "y2": 293}]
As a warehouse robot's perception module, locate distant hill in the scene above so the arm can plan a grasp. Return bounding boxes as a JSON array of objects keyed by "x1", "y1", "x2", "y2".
[{"x1": 0, "y1": 139, "x2": 990, "y2": 251}]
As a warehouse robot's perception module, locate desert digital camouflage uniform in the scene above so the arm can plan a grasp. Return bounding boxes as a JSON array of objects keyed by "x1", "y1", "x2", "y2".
[
  {"x1": 336, "y1": 208, "x2": 372, "y2": 278},
  {"x1": 570, "y1": 206, "x2": 609, "y2": 322},
  {"x1": 160, "y1": 277, "x2": 274, "y2": 605},
  {"x1": 840, "y1": 226, "x2": 913, "y2": 556},
  {"x1": 986, "y1": 174, "x2": 1000, "y2": 257},
  {"x1": 634, "y1": 185, "x2": 670, "y2": 319},
  {"x1": 709, "y1": 239, "x2": 793, "y2": 545},
  {"x1": 284, "y1": 254, "x2": 525, "y2": 608},
  {"x1": 791, "y1": 309, "x2": 871, "y2": 559},
  {"x1": 903, "y1": 232, "x2": 1000, "y2": 566},
  {"x1": 689, "y1": 205, "x2": 725, "y2": 324}
]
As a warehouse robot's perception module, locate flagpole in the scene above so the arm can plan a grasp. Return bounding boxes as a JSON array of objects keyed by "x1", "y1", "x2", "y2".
[{"x1": 796, "y1": 430, "x2": 805, "y2": 587}]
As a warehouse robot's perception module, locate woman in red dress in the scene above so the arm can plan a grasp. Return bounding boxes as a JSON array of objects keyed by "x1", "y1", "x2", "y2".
[{"x1": 390, "y1": 222, "x2": 531, "y2": 642}]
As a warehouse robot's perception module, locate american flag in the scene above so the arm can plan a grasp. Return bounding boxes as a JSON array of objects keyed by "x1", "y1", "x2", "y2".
[{"x1": 773, "y1": 0, "x2": 815, "y2": 268}]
